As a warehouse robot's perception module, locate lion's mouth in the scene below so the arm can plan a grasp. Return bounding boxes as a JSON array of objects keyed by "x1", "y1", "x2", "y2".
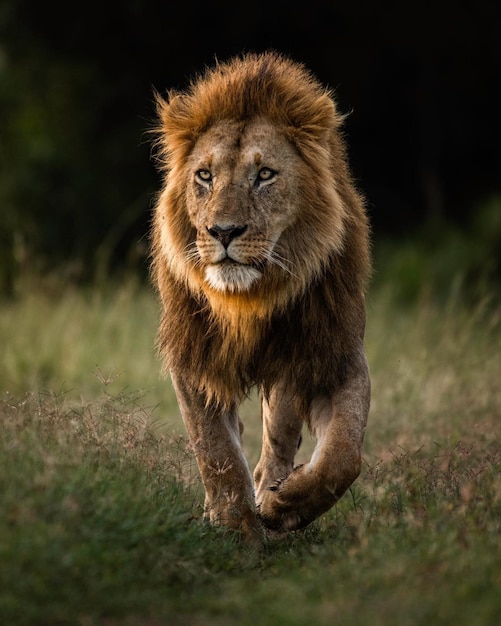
[
  {"x1": 205, "y1": 258, "x2": 266, "y2": 293},
  {"x1": 219, "y1": 257, "x2": 268, "y2": 272}
]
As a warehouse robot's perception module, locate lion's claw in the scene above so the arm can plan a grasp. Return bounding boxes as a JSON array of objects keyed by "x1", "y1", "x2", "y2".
[{"x1": 267, "y1": 477, "x2": 286, "y2": 492}]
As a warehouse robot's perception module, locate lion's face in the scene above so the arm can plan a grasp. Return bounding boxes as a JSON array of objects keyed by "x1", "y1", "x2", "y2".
[{"x1": 184, "y1": 117, "x2": 302, "y2": 293}]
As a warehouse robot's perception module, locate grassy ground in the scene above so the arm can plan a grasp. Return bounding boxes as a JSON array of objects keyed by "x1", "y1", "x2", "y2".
[{"x1": 1, "y1": 276, "x2": 500, "y2": 625}]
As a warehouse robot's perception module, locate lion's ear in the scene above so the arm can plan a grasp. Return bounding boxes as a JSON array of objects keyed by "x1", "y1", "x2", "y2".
[
  {"x1": 306, "y1": 92, "x2": 344, "y2": 136},
  {"x1": 155, "y1": 92, "x2": 186, "y2": 130},
  {"x1": 287, "y1": 91, "x2": 343, "y2": 153},
  {"x1": 154, "y1": 92, "x2": 197, "y2": 164}
]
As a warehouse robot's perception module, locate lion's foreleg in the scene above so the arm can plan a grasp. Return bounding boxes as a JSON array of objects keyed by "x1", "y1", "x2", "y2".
[
  {"x1": 170, "y1": 372, "x2": 261, "y2": 539},
  {"x1": 258, "y1": 351, "x2": 370, "y2": 532}
]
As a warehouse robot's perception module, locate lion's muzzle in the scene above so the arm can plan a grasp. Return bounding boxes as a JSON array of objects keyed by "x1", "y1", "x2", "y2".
[
  {"x1": 206, "y1": 223, "x2": 248, "y2": 249},
  {"x1": 202, "y1": 222, "x2": 268, "y2": 292}
]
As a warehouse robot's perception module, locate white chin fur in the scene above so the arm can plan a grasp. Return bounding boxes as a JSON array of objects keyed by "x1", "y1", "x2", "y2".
[{"x1": 205, "y1": 264, "x2": 262, "y2": 292}]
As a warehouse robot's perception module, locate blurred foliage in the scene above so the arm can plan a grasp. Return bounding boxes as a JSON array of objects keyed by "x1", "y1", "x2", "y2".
[
  {"x1": 0, "y1": 2, "x2": 154, "y2": 293},
  {"x1": 0, "y1": 0, "x2": 499, "y2": 295},
  {"x1": 373, "y1": 198, "x2": 501, "y2": 304}
]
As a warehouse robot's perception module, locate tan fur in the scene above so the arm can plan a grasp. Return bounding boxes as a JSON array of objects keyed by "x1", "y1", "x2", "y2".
[{"x1": 151, "y1": 52, "x2": 371, "y2": 539}]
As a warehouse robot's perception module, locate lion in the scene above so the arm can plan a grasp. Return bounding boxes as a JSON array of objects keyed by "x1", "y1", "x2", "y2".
[{"x1": 151, "y1": 52, "x2": 371, "y2": 541}]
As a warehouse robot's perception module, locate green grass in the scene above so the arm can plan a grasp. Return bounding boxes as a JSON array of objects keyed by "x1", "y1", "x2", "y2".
[{"x1": 1, "y1": 277, "x2": 500, "y2": 625}]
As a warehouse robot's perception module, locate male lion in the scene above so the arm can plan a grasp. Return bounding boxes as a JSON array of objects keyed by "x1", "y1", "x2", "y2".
[{"x1": 151, "y1": 52, "x2": 371, "y2": 540}]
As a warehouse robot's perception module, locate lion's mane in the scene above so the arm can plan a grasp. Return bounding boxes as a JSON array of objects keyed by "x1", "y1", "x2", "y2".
[{"x1": 151, "y1": 52, "x2": 371, "y2": 415}]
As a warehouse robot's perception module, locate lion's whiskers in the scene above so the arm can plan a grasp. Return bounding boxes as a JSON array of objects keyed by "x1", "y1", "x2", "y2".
[
  {"x1": 184, "y1": 242, "x2": 202, "y2": 266},
  {"x1": 264, "y1": 244, "x2": 298, "y2": 278}
]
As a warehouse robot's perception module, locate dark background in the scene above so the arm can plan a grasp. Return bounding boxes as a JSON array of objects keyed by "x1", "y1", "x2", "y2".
[{"x1": 1, "y1": 0, "x2": 500, "y2": 291}]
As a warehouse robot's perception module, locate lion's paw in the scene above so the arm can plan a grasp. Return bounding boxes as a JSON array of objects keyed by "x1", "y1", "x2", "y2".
[
  {"x1": 256, "y1": 466, "x2": 310, "y2": 532},
  {"x1": 257, "y1": 463, "x2": 340, "y2": 533}
]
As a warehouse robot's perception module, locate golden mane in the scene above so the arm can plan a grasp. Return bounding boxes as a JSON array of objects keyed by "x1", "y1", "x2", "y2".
[{"x1": 154, "y1": 52, "x2": 342, "y2": 173}]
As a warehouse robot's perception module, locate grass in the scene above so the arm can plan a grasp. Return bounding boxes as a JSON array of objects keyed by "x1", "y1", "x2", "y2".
[{"x1": 0, "y1": 275, "x2": 500, "y2": 625}]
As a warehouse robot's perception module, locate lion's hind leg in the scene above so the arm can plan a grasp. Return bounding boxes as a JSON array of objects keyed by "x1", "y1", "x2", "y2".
[
  {"x1": 254, "y1": 386, "x2": 303, "y2": 515},
  {"x1": 257, "y1": 354, "x2": 370, "y2": 532}
]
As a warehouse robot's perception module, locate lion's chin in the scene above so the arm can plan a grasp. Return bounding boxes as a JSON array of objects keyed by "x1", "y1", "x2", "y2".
[{"x1": 204, "y1": 262, "x2": 262, "y2": 293}]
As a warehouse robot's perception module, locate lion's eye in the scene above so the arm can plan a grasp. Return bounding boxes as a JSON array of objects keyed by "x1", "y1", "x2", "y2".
[
  {"x1": 257, "y1": 167, "x2": 276, "y2": 182},
  {"x1": 196, "y1": 169, "x2": 212, "y2": 184}
]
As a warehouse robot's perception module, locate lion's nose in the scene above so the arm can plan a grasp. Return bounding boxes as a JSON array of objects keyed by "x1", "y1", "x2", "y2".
[{"x1": 207, "y1": 224, "x2": 248, "y2": 249}]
